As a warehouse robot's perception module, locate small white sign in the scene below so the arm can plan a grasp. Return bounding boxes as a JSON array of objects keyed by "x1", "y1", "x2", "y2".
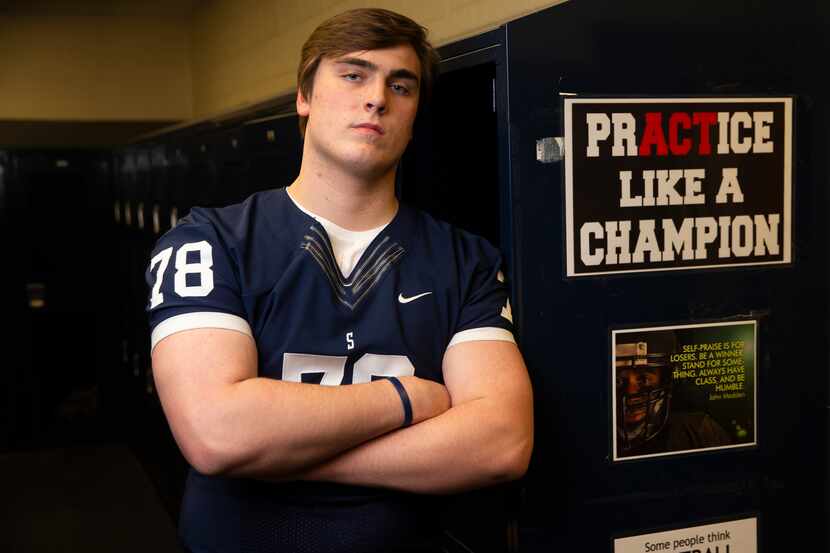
[{"x1": 614, "y1": 517, "x2": 757, "y2": 553}]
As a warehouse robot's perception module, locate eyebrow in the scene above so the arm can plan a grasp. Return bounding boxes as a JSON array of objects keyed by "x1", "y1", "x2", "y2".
[{"x1": 334, "y1": 57, "x2": 420, "y2": 86}]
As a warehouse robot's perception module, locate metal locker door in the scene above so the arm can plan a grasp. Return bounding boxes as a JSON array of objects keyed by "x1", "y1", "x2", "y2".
[
  {"x1": 149, "y1": 145, "x2": 171, "y2": 237},
  {"x1": 504, "y1": 0, "x2": 828, "y2": 551},
  {"x1": 398, "y1": 29, "x2": 518, "y2": 553},
  {"x1": 183, "y1": 136, "x2": 220, "y2": 209},
  {"x1": 210, "y1": 127, "x2": 249, "y2": 206},
  {"x1": 242, "y1": 113, "x2": 303, "y2": 195}
]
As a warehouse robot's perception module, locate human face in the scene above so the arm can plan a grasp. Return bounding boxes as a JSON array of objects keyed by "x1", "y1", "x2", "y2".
[
  {"x1": 297, "y1": 44, "x2": 421, "y2": 181},
  {"x1": 617, "y1": 366, "x2": 663, "y2": 424}
]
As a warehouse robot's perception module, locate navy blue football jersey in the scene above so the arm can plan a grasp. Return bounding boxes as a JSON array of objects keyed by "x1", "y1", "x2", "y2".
[{"x1": 145, "y1": 188, "x2": 514, "y2": 552}]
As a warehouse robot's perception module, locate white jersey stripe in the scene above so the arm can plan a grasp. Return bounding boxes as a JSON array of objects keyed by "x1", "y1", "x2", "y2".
[
  {"x1": 447, "y1": 327, "x2": 515, "y2": 349},
  {"x1": 150, "y1": 312, "x2": 253, "y2": 351}
]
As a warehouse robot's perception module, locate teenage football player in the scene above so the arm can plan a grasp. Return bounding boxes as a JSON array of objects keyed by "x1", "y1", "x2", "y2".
[{"x1": 146, "y1": 8, "x2": 533, "y2": 552}]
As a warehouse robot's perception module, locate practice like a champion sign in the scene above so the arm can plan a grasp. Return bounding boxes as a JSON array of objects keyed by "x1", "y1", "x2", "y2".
[{"x1": 563, "y1": 97, "x2": 793, "y2": 277}]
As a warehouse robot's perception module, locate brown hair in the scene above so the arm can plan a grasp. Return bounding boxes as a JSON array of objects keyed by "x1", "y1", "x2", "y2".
[{"x1": 296, "y1": 8, "x2": 439, "y2": 137}]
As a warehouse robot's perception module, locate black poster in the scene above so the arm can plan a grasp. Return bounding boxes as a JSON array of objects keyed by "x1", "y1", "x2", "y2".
[
  {"x1": 563, "y1": 97, "x2": 793, "y2": 277},
  {"x1": 612, "y1": 321, "x2": 757, "y2": 462}
]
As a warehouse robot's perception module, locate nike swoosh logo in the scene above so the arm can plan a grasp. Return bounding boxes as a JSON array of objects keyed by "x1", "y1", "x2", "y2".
[{"x1": 398, "y1": 292, "x2": 432, "y2": 304}]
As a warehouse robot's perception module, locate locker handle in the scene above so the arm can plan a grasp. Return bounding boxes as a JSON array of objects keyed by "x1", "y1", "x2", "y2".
[{"x1": 152, "y1": 204, "x2": 161, "y2": 235}]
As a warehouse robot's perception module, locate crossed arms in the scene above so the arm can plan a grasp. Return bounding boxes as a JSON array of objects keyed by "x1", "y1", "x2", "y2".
[{"x1": 151, "y1": 327, "x2": 534, "y2": 494}]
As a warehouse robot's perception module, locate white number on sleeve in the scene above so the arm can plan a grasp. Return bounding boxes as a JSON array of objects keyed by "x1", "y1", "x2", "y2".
[
  {"x1": 282, "y1": 353, "x2": 347, "y2": 386},
  {"x1": 148, "y1": 247, "x2": 173, "y2": 309},
  {"x1": 174, "y1": 240, "x2": 215, "y2": 297},
  {"x1": 147, "y1": 240, "x2": 216, "y2": 308}
]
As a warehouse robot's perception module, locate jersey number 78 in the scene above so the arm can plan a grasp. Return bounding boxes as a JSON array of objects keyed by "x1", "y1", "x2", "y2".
[{"x1": 148, "y1": 241, "x2": 215, "y2": 308}]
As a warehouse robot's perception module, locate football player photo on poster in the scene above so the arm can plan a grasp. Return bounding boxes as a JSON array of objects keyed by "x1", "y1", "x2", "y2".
[{"x1": 612, "y1": 320, "x2": 757, "y2": 461}]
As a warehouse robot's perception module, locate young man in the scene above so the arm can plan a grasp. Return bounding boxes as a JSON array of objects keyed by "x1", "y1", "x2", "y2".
[
  {"x1": 146, "y1": 8, "x2": 533, "y2": 553},
  {"x1": 615, "y1": 340, "x2": 732, "y2": 458}
]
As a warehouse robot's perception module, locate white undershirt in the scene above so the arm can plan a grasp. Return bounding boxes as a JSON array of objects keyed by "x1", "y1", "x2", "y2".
[{"x1": 287, "y1": 190, "x2": 388, "y2": 278}]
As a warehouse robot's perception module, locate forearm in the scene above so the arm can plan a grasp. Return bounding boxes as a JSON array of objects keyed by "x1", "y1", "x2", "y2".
[
  {"x1": 300, "y1": 396, "x2": 533, "y2": 494},
  {"x1": 201, "y1": 377, "x2": 405, "y2": 478},
  {"x1": 161, "y1": 371, "x2": 448, "y2": 480}
]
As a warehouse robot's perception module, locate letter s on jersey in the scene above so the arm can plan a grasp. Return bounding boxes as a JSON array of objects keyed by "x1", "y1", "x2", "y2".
[{"x1": 148, "y1": 241, "x2": 215, "y2": 308}]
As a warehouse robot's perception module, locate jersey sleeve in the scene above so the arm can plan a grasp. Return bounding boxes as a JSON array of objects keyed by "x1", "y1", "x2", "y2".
[
  {"x1": 449, "y1": 235, "x2": 515, "y2": 348},
  {"x1": 145, "y1": 214, "x2": 251, "y2": 351}
]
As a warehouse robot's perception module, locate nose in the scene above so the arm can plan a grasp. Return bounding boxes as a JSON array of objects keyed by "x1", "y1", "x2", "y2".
[
  {"x1": 364, "y1": 79, "x2": 387, "y2": 115},
  {"x1": 624, "y1": 372, "x2": 642, "y2": 394}
]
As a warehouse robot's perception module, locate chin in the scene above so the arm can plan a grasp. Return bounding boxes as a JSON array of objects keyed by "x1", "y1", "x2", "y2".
[{"x1": 343, "y1": 152, "x2": 399, "y2": 178}]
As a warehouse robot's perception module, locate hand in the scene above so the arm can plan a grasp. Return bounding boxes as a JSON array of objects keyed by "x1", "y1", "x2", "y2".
[{"x1": 397, "y1": 376, "x2": 451, "y2": 425}]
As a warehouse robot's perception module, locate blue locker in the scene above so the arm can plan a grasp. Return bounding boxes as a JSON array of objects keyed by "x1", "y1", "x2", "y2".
[{"x1": 502, "y1": 0, "x2": 828, "y2": 550}]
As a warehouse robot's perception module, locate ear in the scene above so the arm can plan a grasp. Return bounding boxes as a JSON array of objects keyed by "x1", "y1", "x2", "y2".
[{"x1": 296, "y1": 88, "x2": 310, "y2": 117}]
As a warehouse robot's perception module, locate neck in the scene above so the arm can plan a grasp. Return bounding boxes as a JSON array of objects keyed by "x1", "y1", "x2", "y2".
[{"x1": 288, "y1": 153, "x2": 399, "y2": 231}]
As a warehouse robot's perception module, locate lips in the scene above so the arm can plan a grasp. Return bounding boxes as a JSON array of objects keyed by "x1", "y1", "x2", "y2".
[
  {"x1": 352, "y1": 123, "x2": 384, "y2": 135},
  {"x1": 624, "y1": 395, "x2": 648, "y2": 420}
]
